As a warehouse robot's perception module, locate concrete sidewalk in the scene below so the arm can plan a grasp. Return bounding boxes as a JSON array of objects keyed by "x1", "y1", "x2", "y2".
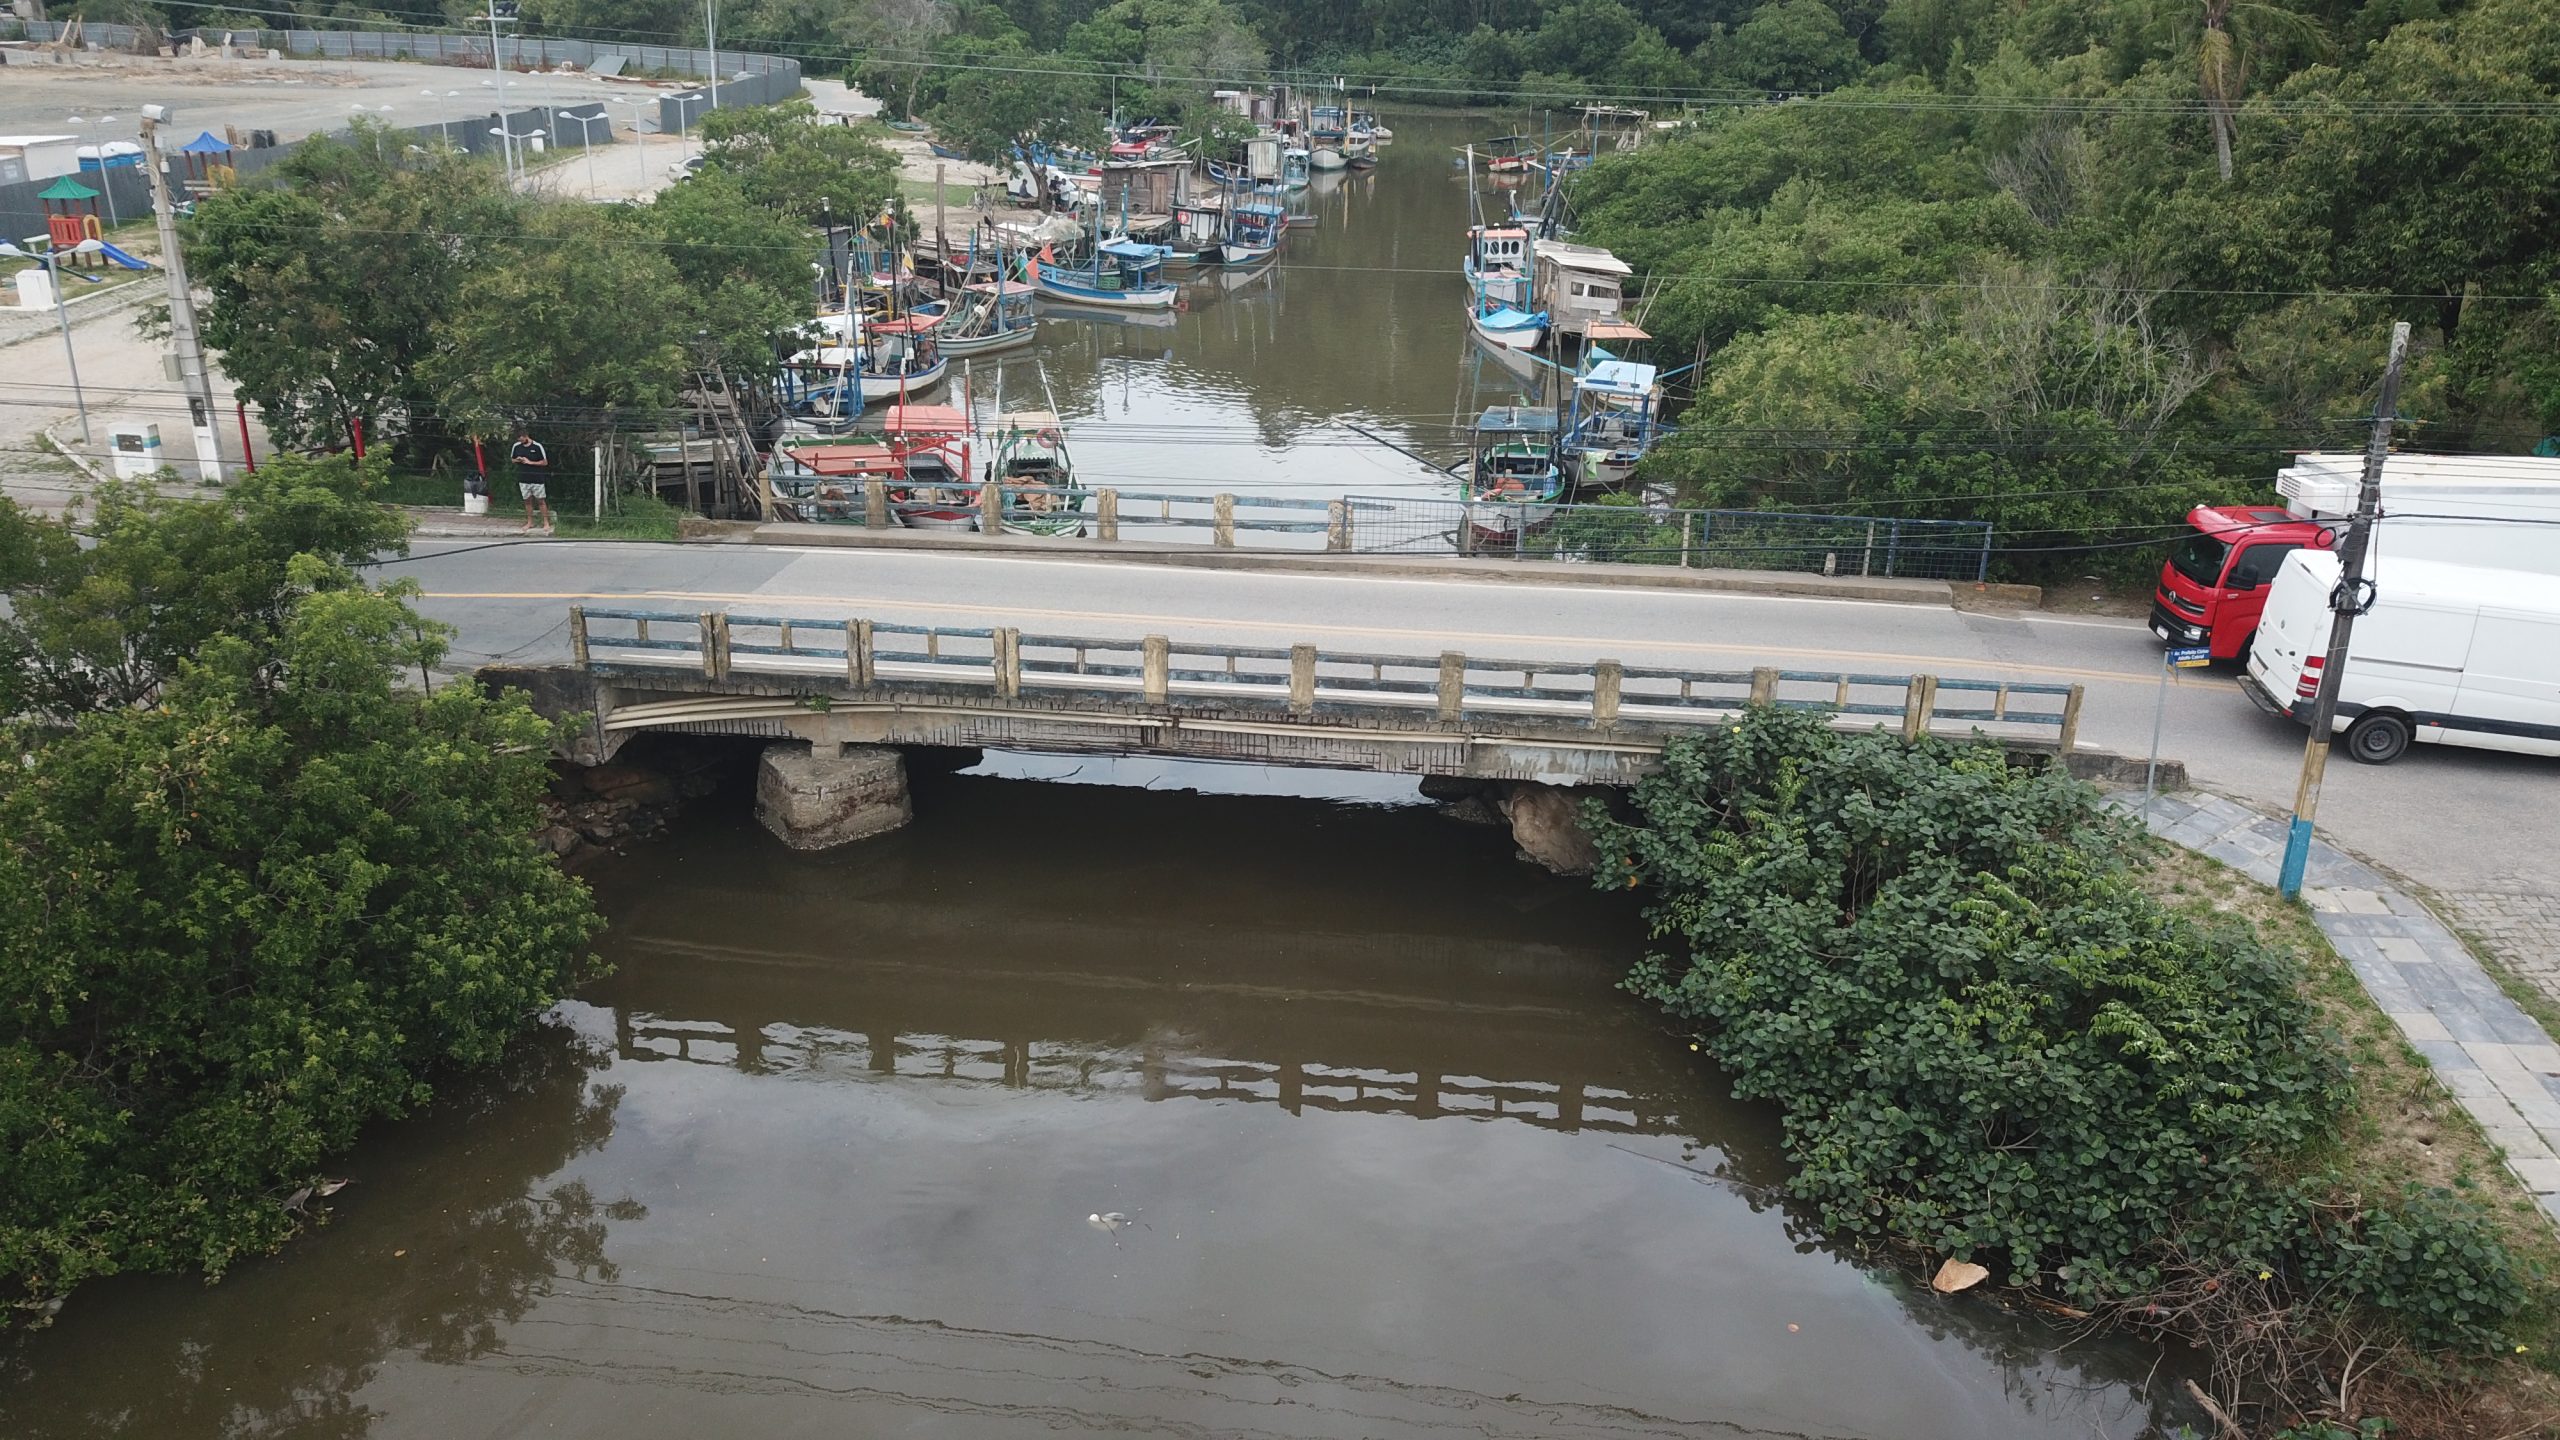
[
  {"x1": 2129, "y1": 789, "x2": 2560, "y2": 1225},
  {"x1": 750, "y1": 521, "x2": 2032, "y2": 610}
]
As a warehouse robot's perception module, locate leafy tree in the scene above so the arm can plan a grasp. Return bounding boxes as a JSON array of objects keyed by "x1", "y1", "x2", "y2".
[
  {"x1": 1707, "y1": 0, "x2": 1869, "y2": 91},
  {"x1": 1065, "y1": 0, "x2": 1269, "y2": 119},
  {"x1": 643, "y1": 171, "x2": 821, "y2": 378},
  {"x1": 925, "y1": 37, "x2": 1109, "y2": 163},
  {"x1": 0, "y1": 457, "x2": 600, "y2": 1314},
  {"x1": 697, "y1": 99, "x2": 903, "y2": 225},
  {"x1": 184, "y1": 128, "x2": 519, "y2": 453},
  {"x1": 425, "y1": 203, "x2": 696, "y2": 443}
]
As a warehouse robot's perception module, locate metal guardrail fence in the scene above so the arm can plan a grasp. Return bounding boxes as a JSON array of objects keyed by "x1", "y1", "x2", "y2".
[
  {"x1": 569, "y1": 607, "x2": 2084, "y2": 751},
  {"x1": 766, "y1": 479, "x2": 1992, "y2": 583},
  {"x1": 1339, "y1": 499, "x2": 1994, "y2": 582}
]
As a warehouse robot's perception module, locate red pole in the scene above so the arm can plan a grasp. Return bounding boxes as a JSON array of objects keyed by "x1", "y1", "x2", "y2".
[
  {"x1": 350, "y1": 414, "x2": 366, "y2": 461},
  {"x1": 235, "y1": 398, "x2": 256, "y2": 474},
  {"x1": 473, "y1": 437, "x2": 488, "y2": 484}
]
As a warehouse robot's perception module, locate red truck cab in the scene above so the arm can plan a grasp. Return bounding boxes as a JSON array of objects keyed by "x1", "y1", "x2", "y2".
[{"x1": 2149, "y1": 505, "x2": 2331, "y2": 662}]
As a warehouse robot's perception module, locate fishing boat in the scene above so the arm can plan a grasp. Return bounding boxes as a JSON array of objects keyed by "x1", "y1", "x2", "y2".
[
  {"x1": 854, "y1": 315, "x2": 948, "y2": 401},
  {"x1": 1479, "y1": 135, "x2": 1535, "y2": 173},
  {"x1": 1221, "y1": 196, "x2": 1287, "y2": 265},
  {"x1": 1168, "y1": 196, "x2": 1228, "y2": 268},
  {"x1": 1310, "y1": 105, "x2": 1348, "y2": 145},
  {"x1": 1562, "y1": 359, "x2": 1665, "y2": 489},
  {"x1": 1309, "y1": 145, "x2": 1349, "y2": 172},
  {"x1": 938, "y1": 278, "x2": 1041, "y2": 356},
  {"x1": 1028, "y1": 239, "x2": 1180, "y2": 309},
  {"x1": 1281, "y1": 146, "x2": 1311, "y2": 189},
  {"x1": 767, "y1": 434, "x2": 907, "y2": 522},
  {"x1": 1465, "y1": 406, "x2": 1564, "y2": 544},
  {"x1": 882, "y1": 403, "x2": 979, "y2": 530},
  {"x1": 1463, "y1": 223, "x2": 1546, "y2": 350},
  {"x1": 1350, "y1": 108, "x2": 1392, "y2": 142},
  {"x1": 985, "y1": 411, "x2": 1086, "y2": 537}
]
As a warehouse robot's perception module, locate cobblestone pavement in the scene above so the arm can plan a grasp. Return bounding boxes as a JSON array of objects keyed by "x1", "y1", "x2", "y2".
[
  {"x1": 2129, "y1": 791, "x2": 2560, "y2": 1225},
  {"x1": 2436, "y1": 883, "x2": 2560, "y2": 1009}
]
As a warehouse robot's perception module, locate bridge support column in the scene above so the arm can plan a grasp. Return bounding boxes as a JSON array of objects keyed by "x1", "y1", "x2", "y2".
[
  {"x1": 754, "y1": 741, "x2": 911, "y2": 851},
  {"x1": 1494, "y1": 781, "x2": 1599, "y2": 876}
]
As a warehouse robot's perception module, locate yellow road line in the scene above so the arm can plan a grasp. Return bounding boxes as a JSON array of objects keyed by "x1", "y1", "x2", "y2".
[{"x1": 418, "y1": 588, "x2": 2186, "y2": 689}]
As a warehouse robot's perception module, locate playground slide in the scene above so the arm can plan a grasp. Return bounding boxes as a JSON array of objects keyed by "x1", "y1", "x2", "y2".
[{"x1": 95, "y1": 243, "x2": 152, "y2": 270}]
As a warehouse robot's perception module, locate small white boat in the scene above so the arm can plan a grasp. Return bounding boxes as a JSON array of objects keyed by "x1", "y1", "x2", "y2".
[{"x1": 1310, "y1": 146, "x2": 1349, "y2": 172}]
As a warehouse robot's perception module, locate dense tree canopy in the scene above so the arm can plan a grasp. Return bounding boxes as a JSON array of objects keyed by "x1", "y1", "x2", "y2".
[
  {"x1": 0, "y1": 460, "x2": 601, "y2": 1314},
  {"x1": 186, "y1": 112, "x2": 891, "y2": 456}
]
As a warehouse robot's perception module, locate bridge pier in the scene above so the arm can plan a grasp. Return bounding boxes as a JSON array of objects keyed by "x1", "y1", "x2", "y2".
[{"x1": 754, "y1": 742, "x2": 913, "y2": 851}]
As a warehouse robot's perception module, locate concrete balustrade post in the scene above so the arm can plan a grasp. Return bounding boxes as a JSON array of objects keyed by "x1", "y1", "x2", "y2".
[
  {"x1": 1592, "y1": 659, "x2": 1622, "y2": 729},
  {"x1": 865, "y1": 477, "x2": 889, "y2": 528},
  {"x1": 1288, "y1": 644, "x2": 1317, "y2": 716},
  {"x1": 569, "y1": 606, "x2": 590, "y2": 667},
  {"x1": 1213, "y1": 493, "x2": 1237, "y2": 548},
  {"x1": 994, "y1": 627, "x2": 1021, "y2": 698},
  {"x1": 1750, "y1": 666, "x2": 1777, "y2": 707},
  {"x1": 1437, "y1": 652, "x2": 1466, "y2": 722},
  {"x1": 698, "y1": 612, "x2": 721, "y2": 680},
  {"x1": 1098, "y1": 488, "x2": 1120, "y2": 542},
  {"x1": 1902, "y1": 674, "x2": 1935, "y2": 741},
  {"x1": 1326, "y1": 498, "x2": 1349, "y2": 551},
  {"x1": 1142, "y1": 636, "x2": 1170, "y2": 703},
  {"x1": 980, "y1": 480, "x2": 1004, "y2": 534},
  {"x1": 2058, "y1": 684, "x2": 2085, "y2": 754}
]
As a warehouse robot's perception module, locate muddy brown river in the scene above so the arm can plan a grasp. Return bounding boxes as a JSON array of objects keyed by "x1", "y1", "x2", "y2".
[{"x1": 2, "y1": 751, "x2": 2189, "y2": 1437}]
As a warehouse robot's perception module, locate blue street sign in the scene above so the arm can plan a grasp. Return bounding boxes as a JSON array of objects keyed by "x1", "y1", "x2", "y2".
[{"x1": 2167, "y1": 647, "x2": 2212, "y2": 668}]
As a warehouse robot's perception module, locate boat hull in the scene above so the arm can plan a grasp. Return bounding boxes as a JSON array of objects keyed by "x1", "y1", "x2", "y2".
[
  {"x1": 1309, "y1": 148, "x2": 1348, "y2": 171},
  {"x1": 1033, "y1": 275, "x2": 1181, "y2": 309},
  {"x1": 939, "y1": 324, "x2": 1040, "y2": 356},
  {"x1": 1469, "y1": 309, "x2": 1546, "y2": 350},
  {"x1": 856, "y1": 357, "x2": 949, "y2": 401}
]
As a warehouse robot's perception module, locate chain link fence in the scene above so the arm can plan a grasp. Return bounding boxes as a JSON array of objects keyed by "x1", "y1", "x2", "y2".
[{"x1": 1338, "y1": 497, "x2": 1993, "y2": 582}]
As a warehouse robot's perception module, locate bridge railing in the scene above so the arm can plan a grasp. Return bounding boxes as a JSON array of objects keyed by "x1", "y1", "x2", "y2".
[
  {"x1": 769, "y1": 477, "x2": 1397, "y2": 544},
  {"x1": 571, "y1": 606, "x2": 2085, "y2": 751},
  {"x1": 764, "y1": 477, "x2": 1992, "y2": 582}
]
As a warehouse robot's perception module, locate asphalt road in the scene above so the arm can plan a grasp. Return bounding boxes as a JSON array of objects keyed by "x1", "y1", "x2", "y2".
[{"x1": 394, "y1": 538, "x2": 2560, "y2": 901}]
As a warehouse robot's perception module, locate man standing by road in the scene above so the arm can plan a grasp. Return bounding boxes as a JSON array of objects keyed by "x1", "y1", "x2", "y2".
[{"x1": 510, "y1": 427, "x2": 554, "y2": 535}]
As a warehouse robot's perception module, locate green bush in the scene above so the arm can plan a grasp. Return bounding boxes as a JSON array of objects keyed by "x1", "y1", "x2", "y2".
[
  {"x1": 1591, "y1": 707, "x2": 2528, "y2": 1353},
  {"x1": 0, "y1": 461, "x2": 601, "y2": 1314}
]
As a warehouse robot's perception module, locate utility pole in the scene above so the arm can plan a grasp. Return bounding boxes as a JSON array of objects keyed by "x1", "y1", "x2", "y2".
[
  {"x1": 704, "y1": 0, "x2": 719, "y2": 110},
  {"x1": 2277, "y1": 320, "x2": 2410, "y2": 899},
  {"x1": 138, "y1": 105, "x2": 224, "y2": 484},
  {"x1": 478, "y1": 5, "x2": 517, "y2": 180}
]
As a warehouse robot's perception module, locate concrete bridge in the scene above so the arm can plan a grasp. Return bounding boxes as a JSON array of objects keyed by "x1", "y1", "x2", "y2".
[
  {"x1": 554, "y1": 603, "x2": 2084, "y2": 777},
  {"x1": 517, "y1": 603, "x2": 2088, "y2": 855}
]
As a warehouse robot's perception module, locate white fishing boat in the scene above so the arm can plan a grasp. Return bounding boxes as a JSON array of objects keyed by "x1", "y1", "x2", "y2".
[
  {"x1": 1464, "y1": 223, "x2": 1546, "y2": 351},
  {"x1": 1309, "y1": 146, "x2": 1349, "y2": 172}
]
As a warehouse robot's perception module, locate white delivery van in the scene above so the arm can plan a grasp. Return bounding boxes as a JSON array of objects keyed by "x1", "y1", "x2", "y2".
[{"x1": 2244, "y1": 549, "x2": 2560, "y2": 764}]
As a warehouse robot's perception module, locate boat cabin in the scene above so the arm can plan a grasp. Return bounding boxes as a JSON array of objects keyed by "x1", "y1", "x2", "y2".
[{"x1": 1533, "y1": 241, "x2": 1635, "y2": 338}]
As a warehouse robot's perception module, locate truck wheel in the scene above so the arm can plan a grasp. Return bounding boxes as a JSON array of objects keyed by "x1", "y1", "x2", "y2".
[{"x1": 2345, "y1": 711, "x2": 2411, "y2": 765}]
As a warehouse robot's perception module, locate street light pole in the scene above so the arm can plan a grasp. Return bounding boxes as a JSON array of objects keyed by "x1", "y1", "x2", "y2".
[
  {"x1": 612, "y1": 97, "x2": 655, "y2": 192},
  {"x1": 476, "y1": 7, "x2": 517, "y2": 180},
  {"x1": 704, "y1": 0, "x2": 720, "y2": 111},
  {"x1": 69, "y1": 114, "x2": 122, "y2": 230},
  {"x1": 564, "y1": 108, "x2": 607, "y2": 193},
  {"x1": 0, "y1": 240, "x2": 94, "y2": 442},
  {"x1": 137, "y1": 106, "x2": 224, "y2": 484},
  {"x1": 2277, "y1": 321, "x2": 2411, "y2": 900}
]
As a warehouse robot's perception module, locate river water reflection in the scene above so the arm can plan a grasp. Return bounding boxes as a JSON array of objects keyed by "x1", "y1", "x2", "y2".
[{"x1": 3, "y1": 756, "x2": 2188, "y2": 1438}]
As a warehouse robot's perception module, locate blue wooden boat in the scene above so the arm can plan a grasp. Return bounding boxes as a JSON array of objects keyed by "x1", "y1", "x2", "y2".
[{"x1": 1029, "y1": 239, "x2": 1179, "y2": 309}]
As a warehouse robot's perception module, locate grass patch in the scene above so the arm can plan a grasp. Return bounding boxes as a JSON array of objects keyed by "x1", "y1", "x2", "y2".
[
  {"x1": 375, "y1": 470, "x2": 686, "y2": 542},
  {"x1": 2135, "y1": 843, "x2": 2560, "y2": 1434}
]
